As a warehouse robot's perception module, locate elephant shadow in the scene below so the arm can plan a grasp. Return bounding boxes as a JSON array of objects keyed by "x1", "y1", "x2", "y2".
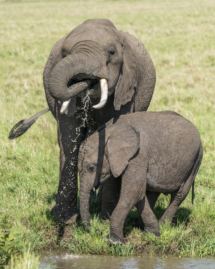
[
  {"x1": 154, "y1": 205, "x2": 192, "y2": 225},
  {"x1": 45, "y1": 192, "x2": 192, "y2": 242},
  {"x1": 44, "y1": 191, "x2": 101, "y2": 245},
  {"x1": 45, "y1": 192, "x2": 66, "y2": 243},
  {"x1": 45, "y1": 208, "x2": 72, "y2": 245},
  {"x1": 79, "y1": 192, "x2": 193, "y2": 237},
  {"x1": 123, "y1": 203, "x2": 192, "y2": 238},
  {"x1": 45, "y1": 192, "x2": 57, "y2": 205}
]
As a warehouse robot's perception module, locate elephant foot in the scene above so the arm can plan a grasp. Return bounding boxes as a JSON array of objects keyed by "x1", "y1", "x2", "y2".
[
  {"x1": 144, "y1": 226, "x2": 160, "y2": 238},
  {"x1": 106, "y1": 233, "x2": 124, "y2": 245},
  {"x1": 134, "y1": 223, "x2": 160, "y2": 238},
  {"x1": 147, "y1": 230, "x2": 160, "y2": 238},
  {"x1": 51, "y1": 204, "x2": 79, "y2": 223},
  {"x1": 135, "y1": 218, "x2": 160, "y2": 238}
]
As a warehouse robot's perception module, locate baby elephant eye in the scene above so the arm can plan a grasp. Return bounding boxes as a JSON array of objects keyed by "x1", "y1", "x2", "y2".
[
  {"x1": 109, "y1": 47, "x2": 115, "y2": 55},
  {"x1": 89, "y1": 165, "x2": 95, "y2": 172}
]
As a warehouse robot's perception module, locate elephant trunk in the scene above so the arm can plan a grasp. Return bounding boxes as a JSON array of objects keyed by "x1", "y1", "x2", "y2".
[
  {"x1": 48, "y1": 54, "x2": 109, "y2": 110},
  {"x1": 80, "y1": 187, "x2": 91, "y2": 229}
]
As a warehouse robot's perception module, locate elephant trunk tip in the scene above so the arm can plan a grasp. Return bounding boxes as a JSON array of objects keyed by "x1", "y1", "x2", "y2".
[
  {"x1": 8, "y1": 108, "x2": 50, "y2": 139},
  {"x1": 8, "y1": 119, "x2": 37, "y2": 140}
]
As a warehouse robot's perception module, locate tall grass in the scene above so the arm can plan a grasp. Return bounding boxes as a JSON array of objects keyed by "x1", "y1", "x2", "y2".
[
  {"x1": 9, "y1": 248, "x2": 39, "y2": 269},
  {"x1": 0, "y1": 0, "x2": 215, "y2": 266}
]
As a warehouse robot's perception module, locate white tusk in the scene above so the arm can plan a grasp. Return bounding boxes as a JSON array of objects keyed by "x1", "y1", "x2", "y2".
[
  {"x1": 93, "y1": 79, "x2": 108, "y2": 109},
  {"x1": 60, "y1": 99, "x2": 71, "y2": 114}
]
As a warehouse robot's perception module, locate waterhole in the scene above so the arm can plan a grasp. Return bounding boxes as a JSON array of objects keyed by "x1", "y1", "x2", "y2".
[{"x1": 39, "y1": 250, "x2": 215, "y2": 269}]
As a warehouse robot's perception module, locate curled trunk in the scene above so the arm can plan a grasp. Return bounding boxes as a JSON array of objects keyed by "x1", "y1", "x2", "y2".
[{"x1": 48, "y1": 54, "x2": 99, "y2": 101}]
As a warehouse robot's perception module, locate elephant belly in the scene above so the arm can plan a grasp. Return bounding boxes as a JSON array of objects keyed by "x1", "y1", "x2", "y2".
[
  {"x1": 146, "y1": 157, "x2": 189, "y2": 194},
  {"x1": 146, "y1": 178, "x2": 182, "y2": 194}
]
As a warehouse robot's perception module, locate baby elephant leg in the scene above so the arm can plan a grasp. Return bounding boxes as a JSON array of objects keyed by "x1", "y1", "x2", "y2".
[
  {"x1": 147, "y1": 191, "x2": 161, "y2": 210},
  {"x1": 101, "y1": 176, "x2": 121, "y2": 220},
  {"x1": 160, "y1": 148, "x2": 202, "y2": 224},
  {"x1": 107, "y1": 187, "x2": 143, "y2": 244},
  {"x1": 136, "y1": 194, "x2": 160, "y2": 237},
  {"x1": 160, "y1": 186, "x2": 189, "y2": 225},
  {"x1": 107, "y1": 160, "x2": 147, "y2": 244},
  {"x1": 135, "y1": 191, "x2": 160, "y2": 230}
]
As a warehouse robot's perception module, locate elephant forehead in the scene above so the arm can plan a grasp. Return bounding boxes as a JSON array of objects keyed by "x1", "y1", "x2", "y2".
[
  {"x1": 79, "y1": 141, "x2": 98, "y2": 159},
  {"x1": 85, "y1": 145, "x2": 99, "y2": 159},
  {"x1": 79, "y1": 149, "x2": 99, "y2": 169},
  {"x1": 79, "y1": 131, "x2": 106, "y2": 163},
  {"x1": 65, "y1": 25, "x2": 119, "y2": 50}
]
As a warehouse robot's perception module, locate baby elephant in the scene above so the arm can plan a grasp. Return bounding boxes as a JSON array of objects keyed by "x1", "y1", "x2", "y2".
[{"x1": 78, "y1": 111, "x2": 203, "y2": 244}]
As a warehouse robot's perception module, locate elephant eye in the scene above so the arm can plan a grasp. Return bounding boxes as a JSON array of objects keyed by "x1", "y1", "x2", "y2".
[
  {"x1": 62, "y1": 50, "x2": 67, "y2": 58},
  {"x1": 108, "y1": 47, "x2": 115, "y2": 56},
  {"x1": 89, "y1": 165, "x2": 95, "y2": 172}
]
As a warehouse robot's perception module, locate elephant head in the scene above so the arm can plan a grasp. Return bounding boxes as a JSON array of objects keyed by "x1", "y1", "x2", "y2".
[
  {"x1": 78, "y1": 122, "x2": 140, "y2": 228},
  {"x1": 43, "y1": 19, "x2": 140, "y2": 115}
]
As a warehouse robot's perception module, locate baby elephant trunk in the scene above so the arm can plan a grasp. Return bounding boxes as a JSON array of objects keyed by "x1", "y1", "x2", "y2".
[{"x1": 80, "y1": 188, "x2": 91, "y2": 229}]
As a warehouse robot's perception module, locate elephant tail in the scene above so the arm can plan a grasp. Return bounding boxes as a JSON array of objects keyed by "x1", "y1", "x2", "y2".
[
  {"x1": 192, "y1": 181, "x2": 195, "y2": 204},
  {"x1": 8, "y1": 107, "x2": 50, "y2": 140},
  {"x1": 191, "y1": 141, "x2": 203, "y2": 204}
]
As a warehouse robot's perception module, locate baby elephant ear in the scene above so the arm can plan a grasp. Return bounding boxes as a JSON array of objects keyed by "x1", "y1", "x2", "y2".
[
  {"x1": 114, "y1": 31, "x2": 137, "y2": 111},
  {"x1": 106, "y1": 123, "x2": 140, "y2": 178}
]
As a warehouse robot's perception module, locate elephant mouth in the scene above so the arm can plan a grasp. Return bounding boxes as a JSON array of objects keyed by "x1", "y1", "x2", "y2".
[
  {"x1": 67, "y1": 73, "x2": 99, "y2": 98},
  {"x1": 60, "y1": 74, "x2": 109, "y2": 114}
]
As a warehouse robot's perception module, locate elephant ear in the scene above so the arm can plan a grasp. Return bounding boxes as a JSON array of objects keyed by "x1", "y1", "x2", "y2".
[
  {"x1": 43, "y1": 36, "x2": 67, "y2": 115},
  {"x1": 114, "y1": 31, "x2": 138, "y2": 111},
  {"x1": 106, "y1": 123, "x2": 140, "y2": 178}
]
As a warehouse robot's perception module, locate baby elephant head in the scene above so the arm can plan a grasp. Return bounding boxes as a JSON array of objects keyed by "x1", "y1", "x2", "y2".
[{"x1": 78, "y1": 123, "x2": 140, "y2": 228}]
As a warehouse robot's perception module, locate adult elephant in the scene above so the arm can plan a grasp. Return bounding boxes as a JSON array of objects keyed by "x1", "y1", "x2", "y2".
[{"x1": 10, "y1": 19, "x2": 156, "y2": 223}]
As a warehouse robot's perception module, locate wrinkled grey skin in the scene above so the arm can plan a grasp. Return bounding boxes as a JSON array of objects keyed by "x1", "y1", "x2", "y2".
[
  {"x1": 43, "y1": 19, "x2": 156, "y2": 222},
  {"x1": 78, "y1": 111, "x2": 203, "y2": 244}
]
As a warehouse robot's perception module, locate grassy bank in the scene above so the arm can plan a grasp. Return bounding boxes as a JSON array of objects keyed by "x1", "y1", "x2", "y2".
[{"x1": 1, "y1": 0, "x2": 215, "y2": 267}]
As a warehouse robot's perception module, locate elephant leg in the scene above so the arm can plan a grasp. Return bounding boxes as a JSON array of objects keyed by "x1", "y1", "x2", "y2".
[
  {"x1": 147, "y1": 191, "x2": 161, "y2": 210},
  {"x1": 136, "y1": 195, "x2": 160, "y2": 237},
  {"x1": 135, "y1": 191, "x2": 160, "y2": 230},
  {"x1": 51, "y1": 104, "x2": 86, "y2": 223},
  {"x1": 107, "y1": 158, "x2": 147, "y2": 244},
  {"x1": 160, "y1": 176, "x2": 194, "y2": 225},
  {"x1": 101, "y1": 176, "x2": 121, "y2": 220},
  {"x1": 107, "y1": 191, "x2": 139, "y2": 244},
  {"x1": 160, "y1": 145, "x2": 202, "y2": 225}
]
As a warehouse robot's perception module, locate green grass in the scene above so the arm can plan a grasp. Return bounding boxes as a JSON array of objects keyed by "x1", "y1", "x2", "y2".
[
  {"x1": 1, "y1": 0, "x2": 215, "y2": 266},
  {"x1": 9, "y1": 249, "x2": 39, "y2": 269}
]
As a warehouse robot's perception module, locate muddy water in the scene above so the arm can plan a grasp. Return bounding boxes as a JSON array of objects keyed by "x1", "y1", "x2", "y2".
[{"x1": 39, "y1": 250, "x2": 215, "y2": 269}]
